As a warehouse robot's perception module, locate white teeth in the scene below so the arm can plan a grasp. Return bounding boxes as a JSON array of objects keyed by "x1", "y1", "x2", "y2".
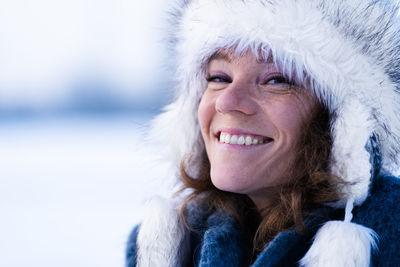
[
  {"x1": 230, "y1": 135, "x2": 238, "y2": 144},
  {"x1": 237, "y1": 136, "x2": 245, "y2": 145},
  {"x1": 245, "y1": 136, "x2": 252, "y2": 145},
  {"x1": 224, "y1": 134, "x2": 231, "y2": 144},
  {"x1": 219, "y1": 132, "x2": 268, "y2": 146},
  {"x1": 220, "y1": 132, "x2": 225, "y2": 142}
]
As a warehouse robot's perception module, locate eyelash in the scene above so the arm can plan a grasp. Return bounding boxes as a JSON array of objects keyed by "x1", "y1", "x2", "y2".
[
  {"x1": 264, "y1": 75, "x2": 291, "y2": 85},
  {"x1": 206, "y1": 75, "x2": 293, "y2": 85},
  {"x1": 206, "y1": 75, "x2": 231, "y2": 83}
]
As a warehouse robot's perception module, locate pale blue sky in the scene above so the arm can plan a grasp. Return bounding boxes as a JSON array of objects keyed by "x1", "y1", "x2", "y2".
[{"x1": 0, "y1": 0, "x2": 168, "y2": 109}]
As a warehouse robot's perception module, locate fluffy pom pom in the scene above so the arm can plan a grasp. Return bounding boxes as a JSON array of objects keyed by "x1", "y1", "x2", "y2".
[{"x1": 300, "y1": 221, "x2": 378, "y2": 267}]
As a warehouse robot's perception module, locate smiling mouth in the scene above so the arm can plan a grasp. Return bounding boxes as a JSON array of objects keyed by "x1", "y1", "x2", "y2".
[{"x1": 217, "y1": 131, "x2": 273, "y2": 146}]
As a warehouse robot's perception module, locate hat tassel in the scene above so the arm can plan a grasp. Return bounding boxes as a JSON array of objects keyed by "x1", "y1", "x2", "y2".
[{"x1": 299, "y1": 198, "x2": 378, "y2": 267}]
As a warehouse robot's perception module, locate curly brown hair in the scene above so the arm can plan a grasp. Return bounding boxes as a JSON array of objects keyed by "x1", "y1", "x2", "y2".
[{"x1": 177, "y1": 89, "x2": 344, "y2": 257}]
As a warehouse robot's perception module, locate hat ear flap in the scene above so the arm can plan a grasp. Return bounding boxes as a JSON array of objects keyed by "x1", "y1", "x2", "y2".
[
  {"x1": 305, "y1": 95, "x2": 379, "y2": 267},
  {"x1": 329, "y1": 98, "x2": 375, "y2": 205}
]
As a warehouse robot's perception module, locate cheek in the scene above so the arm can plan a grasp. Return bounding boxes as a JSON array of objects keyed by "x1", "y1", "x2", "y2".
[
  {"x1": 269, "y1": 97, "x2": 315, "y2": 137},
  {"x1": 198, "y1": 92, "x2": 215, "y2": 133}
]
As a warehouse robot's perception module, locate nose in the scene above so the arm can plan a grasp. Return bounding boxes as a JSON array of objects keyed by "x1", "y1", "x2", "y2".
[{"x1": 215, "y1": 81, "x2": 257, "y2": 115}]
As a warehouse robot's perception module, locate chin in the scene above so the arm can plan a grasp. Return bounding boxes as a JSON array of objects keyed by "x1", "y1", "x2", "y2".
[{"x1": 210, "y1": 169, "x2": 252, "y2": 194}]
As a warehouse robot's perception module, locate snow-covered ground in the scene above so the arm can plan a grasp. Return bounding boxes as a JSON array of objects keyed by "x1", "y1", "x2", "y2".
[{"x1": 0, "y1": 114, "x2": 175, "y2": 267}]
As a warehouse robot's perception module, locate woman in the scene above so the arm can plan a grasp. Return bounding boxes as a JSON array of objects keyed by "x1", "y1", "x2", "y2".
[{"x1": 127, "y1": 0, "x2": 400, "y2": 266}]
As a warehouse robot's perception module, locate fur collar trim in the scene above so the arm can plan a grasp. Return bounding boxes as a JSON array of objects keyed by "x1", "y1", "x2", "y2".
[{"x1": 135, "y1": 197, "x2": 377, "y2": 267}]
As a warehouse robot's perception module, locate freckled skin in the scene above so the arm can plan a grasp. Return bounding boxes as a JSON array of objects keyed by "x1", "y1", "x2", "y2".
[{"x1": 198, "y1": 51, "x2": 316, "y2": 208}]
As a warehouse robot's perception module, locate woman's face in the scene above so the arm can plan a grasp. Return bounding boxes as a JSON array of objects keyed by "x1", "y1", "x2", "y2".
[{"x1": 198, "y1": 51, "x2": 316, "y2": 207}]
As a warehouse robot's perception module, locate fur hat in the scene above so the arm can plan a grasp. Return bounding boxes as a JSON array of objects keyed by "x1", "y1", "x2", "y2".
[{"x1": 145, "y1": 0, "x2": 400, "y2": 266}]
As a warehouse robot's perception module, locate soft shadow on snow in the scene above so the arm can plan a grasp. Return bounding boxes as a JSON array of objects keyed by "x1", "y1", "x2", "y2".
[{"x1": 0, "y1": 114, "x2": 176, "y2": 267}]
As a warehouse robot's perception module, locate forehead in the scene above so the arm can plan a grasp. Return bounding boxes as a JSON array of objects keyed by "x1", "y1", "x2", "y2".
[
  {"x1": 206, "y1": 49, "x2": 282, "y2": 79},
  {"x1": 208, "y1": 48, "x2": 274, "y2": 64}
]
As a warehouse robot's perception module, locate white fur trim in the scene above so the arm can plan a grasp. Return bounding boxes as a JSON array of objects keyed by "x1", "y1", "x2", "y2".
[
  {"x1": 300, "y1": 221, "x2": 378, "y2": 267},
  {"x1": 152, "y1": 0, "x2": 400, "y2": 205},
  {"x1": 148, "y1": 95, "x2": 203, "y2": 178},
  {"x1": 330, "y1": 98, "x2": 375, "y2": 205},
  {"x1": 136, "y1": 197, "x2": 190, "y2": 267},
  {"x1": 150, "y1": 0, "x2": 400, "y2": 207}
]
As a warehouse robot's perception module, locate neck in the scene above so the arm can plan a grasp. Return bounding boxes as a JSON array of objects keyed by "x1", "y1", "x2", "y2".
[{"x1": 247, "y1": 186, "x2": 280, "y2": 211}]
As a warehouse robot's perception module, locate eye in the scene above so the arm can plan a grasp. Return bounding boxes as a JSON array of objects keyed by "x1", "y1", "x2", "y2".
[
  {"x1": 206, "y1": 75, "x2": 231, "y2": 83},
  {"x1": 264, "y1": 75, "x2": 290, "y2": 85},
  {"x1": 260, "y1": 74, "x2": 298, "y2": 95}
]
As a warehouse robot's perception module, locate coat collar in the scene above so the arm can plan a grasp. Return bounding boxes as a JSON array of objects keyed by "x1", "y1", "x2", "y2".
[{"x1": 187, "y1": 205, "x2": 342, "y2": 266}]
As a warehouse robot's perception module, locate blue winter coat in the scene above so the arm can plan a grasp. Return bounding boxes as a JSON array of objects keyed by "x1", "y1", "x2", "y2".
[{"x1": 126, "y1": 174, "x2": 400, "y2": 266}]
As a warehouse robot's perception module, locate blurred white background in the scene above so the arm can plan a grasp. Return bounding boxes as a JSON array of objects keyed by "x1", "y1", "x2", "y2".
[{"x1": 0, "y1": 1, "x2": 175, "y2": 266}]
